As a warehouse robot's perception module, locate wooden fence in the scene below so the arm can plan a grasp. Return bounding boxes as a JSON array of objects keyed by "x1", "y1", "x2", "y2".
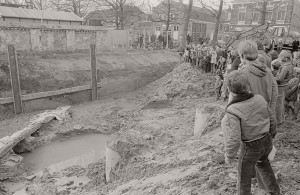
[{"x1": 0, "y1": 44, "x2": 99, "y2": 114}]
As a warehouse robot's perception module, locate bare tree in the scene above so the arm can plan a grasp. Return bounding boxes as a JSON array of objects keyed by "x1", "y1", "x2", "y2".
[
  {"x1": 49, "y1": 0, "x2": 92, "y2": 17},
  {"x1": 198, "y1": 0, "x2": 225, "y2": 47},
  {"x1": 27, "y1": 0, "x2": 50, "y2": 9},
  {"x1": 181, "y1": 0, "x2": 193, "y2": 48},
  {"x1": 0, "y1": 0, "x2": 50, "y2": 9},
  {"x1": 92, "y1": 0, "x2": 142, "y2": 30}
]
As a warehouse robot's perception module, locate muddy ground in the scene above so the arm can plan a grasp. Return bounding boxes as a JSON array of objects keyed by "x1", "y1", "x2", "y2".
[{"x1": 1, "y1": 63, "x2": 300, "y2": 195}]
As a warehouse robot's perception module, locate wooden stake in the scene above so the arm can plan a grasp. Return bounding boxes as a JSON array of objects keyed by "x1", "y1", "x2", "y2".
[
  {"x1": 143, "y1": 30, "x2": 146, "y2": 49},
  {"x1": 7, "y1": 45, "x2": 23, "y2": 114},
  {"x1": 90, "y1": 44, "x2": 98, "y2": 101}
]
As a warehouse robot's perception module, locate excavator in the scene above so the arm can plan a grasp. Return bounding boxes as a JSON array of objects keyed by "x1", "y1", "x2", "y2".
[{"x1": 226, "y1": 22, "x2": 300, "y2": 51}]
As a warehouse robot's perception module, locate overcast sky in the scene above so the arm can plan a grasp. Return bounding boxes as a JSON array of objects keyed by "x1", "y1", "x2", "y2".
[{"x1": 147, "y1": 0, "x2": 231, "y2": 8}]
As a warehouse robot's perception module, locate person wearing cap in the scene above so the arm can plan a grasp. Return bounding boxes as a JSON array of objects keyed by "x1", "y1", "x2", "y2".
[
  {"x1": 222, "y1": 70, "x2": 280, "y2": 195},
  {"x1": 276, "y1": 50, "x2": 296, "y2": 124}
]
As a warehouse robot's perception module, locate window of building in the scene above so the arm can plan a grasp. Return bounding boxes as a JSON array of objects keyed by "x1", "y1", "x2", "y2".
[
  {"x1": 277, "y1": 6, "x2": 286, "y2": 21},
  {"x1": 252, "y1": 12, "x2": 259, "y2": 23},
  {"x1": 238, "y1": 7, "x2": 246, "y2": 23},
  {"x1": 224, "y1": 12, "x2": 231, "y2": 21},
  {"x1": 266, "y1": 11, "x2": 273, "y2": 21},
  {"x1": 156, "y1": 26, "x2": 161, "y2": 31},
  {"x1": 227, "y1": 12, "x2": 231, "y2": 21},
  {"x1": 173, "y1": 26, "x2": 179, "y2": 31},
  {"x1": 238, "y1": 12, "x2": 246, "y2": 22}
]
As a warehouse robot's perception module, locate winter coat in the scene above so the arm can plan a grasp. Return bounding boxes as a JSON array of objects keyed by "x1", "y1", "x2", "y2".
[
  {"x1": 293, "y1": 58, "x2": 300, "y2": 67},
  {"x1": 239, "y1": 59, "x2": 278, "y2": 113},
  {"x1": 276, "y1": 62, "x2": 296, "y2": 87},
  {"x1": 222, "y1": 95, "x2": 276, "y2": 159},
  {"x1": 227, "y1": 56, "x2": 241, "y2": 74},
  {"x1": 285, "y1": 77, "x2": 300, "y2": 102},
  {"x1": 258, "y1": 50, "x2": 272, "y2": 68},
  {"x1": 211, "y1": 51, "x2": 217, "y2": 64}
]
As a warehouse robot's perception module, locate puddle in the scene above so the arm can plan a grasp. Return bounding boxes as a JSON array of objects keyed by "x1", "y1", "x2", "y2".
[
  {"x1": 142, "y1": 100, "x2": 172, "y2": 110},
  {"x1": 13, "y1": 189, "x2": 28, "y2": 195},
  {"x1": 21, "y1": 134, "x2": 108, "y2": 173}
]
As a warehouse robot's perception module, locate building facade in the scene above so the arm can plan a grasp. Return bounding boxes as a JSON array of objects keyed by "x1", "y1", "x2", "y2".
[
  {"x1": 85, "y1": 6, "x2": 143, "y2": 30},
  {"x1": 0, "y1": 6, "x2": 83, "y2": 25},
  {"x1": 230, "y1": 0, "x2": 300, "y2": 35},
  {"x1": 150, "y1": 0, "x2": 216, "y2": 44}
]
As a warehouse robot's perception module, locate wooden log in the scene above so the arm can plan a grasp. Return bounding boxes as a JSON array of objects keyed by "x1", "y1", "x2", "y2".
[
  {"x1": 0, "y1": 106, "x2": 70, "y2": 159},
  {"x1": 0, "y1": 115, "x2": 54, "y2": 159},
  {"x1": 90, "y1": 44, "x2": 98, "y2": 101},
  {"x1": 7, "y1": 44, "x2": 23, "y2": 114}
]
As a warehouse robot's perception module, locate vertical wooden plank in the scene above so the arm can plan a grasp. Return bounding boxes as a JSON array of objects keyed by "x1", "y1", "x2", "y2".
[
  {"x1": 143, "y1": 30, "x2": 146, "y2": 49},
  {"x1": 7, "y1": 44, "x2": 23, "y2": 114},
  {"x1": 90, "y1": 44, "x2": 98, "y2": 101}
]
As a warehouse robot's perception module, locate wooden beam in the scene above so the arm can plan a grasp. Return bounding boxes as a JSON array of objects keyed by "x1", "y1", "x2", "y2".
[
  {"x1": 90, "y1": 44, "x2": 98, "y2": 101},
  {"x1": 0, "y1": 85, "x2": 102, "y2": 105},
  {"x1": 7, "y1": 45, "x2": 23, "y2": 114}
]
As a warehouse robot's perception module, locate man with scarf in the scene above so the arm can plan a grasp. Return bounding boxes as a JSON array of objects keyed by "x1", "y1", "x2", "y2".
[{"x1": 222, "y1": 70, "x2": 280, "y2": 195}]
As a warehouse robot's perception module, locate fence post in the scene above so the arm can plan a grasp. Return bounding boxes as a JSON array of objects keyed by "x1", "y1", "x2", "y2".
[
  {"x1": 90, "y1": 44, "x2": 98, "y2": 101},
  {"x1": 143, "y1": 30, "x2": 146, "y2": 49},
  {"x1": 7, "y1": 45, "x2": 23, "y2": 114}
]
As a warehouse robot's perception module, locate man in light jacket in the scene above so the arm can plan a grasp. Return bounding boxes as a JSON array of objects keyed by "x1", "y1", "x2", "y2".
[{"x1": 238, "y1": 40, "x2": 278, "y2": 115}]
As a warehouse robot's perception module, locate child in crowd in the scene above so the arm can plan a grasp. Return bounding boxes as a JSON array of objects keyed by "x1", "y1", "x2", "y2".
[
  {"x1": 184, "y1": 47, "x2": 190, "y2": 63},
  {"x1": 215, "y1": 71, "x2": 223, "y2": 100},
  {"x1": 190, "y1": 48, "x2": 197, "y2": 67},
  {"x1": 178, "y1": 46, "x2": 185, "y2": 63},
  {"x1": 211, "y1": 48, "x2": 217, "y2": 74},
  {"x1": 217, "y1": 56, "x2": 226, "y2": 72}
]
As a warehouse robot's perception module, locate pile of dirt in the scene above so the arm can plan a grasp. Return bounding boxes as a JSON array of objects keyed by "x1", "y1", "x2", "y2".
[{"x1": 139, "y1": 63, "x2": 216, "y2": 100}]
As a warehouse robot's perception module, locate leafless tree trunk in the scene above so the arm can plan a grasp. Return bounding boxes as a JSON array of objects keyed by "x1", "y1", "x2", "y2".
[
  {"x1": 181, "y1": 0, "x2": 193, "y2": 48},
  {"x1": 260, "y1": 0, "x2": 267, "y2": 24},
  {"x1": 212, "y1": 0, "x2": 223, "y2": 47}
]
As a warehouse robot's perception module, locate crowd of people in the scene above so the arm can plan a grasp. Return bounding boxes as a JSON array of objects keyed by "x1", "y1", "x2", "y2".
[
  {"x1": 179, "y1": 39, "x2": 300, "y2": 195},
  {"x1": 179, "y1": 39, "x2": 300, "y2": 121}
]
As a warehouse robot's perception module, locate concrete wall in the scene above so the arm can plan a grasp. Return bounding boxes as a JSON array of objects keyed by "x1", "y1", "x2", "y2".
[
  {"x1": 0, "y1": 22, "x2": 129, "y2": 52},
  {"x1": 0, "y1": 28, "x2": 31, "y2": 51}
]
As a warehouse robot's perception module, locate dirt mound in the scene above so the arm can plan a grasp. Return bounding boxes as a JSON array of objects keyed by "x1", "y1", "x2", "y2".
[{"x1": 140, "y1": 63, "x2": 216, "y2": 100}]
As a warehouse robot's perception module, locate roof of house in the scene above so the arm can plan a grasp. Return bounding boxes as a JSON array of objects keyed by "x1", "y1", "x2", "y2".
[{"x1": 0, "y1": 6, "x2": 83, "y2": 22}]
